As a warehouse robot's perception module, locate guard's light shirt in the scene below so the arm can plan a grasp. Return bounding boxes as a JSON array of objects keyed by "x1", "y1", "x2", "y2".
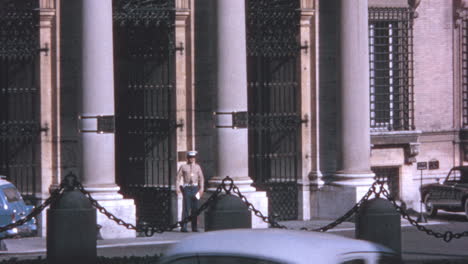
[{"x1": 177, "y1": 163, "x2": 204, "y2": 191}]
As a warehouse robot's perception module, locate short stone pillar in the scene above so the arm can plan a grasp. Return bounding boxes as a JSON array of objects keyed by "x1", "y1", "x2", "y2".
[
  {"x1": 205, "y1": 195, "x2": 251, "y2": 231},
  {"x1": 47, "y1": 178, "x2": 97, "y2": 264},
  {"x1": 356, "y1": 198, "x2": 401, "y2": 254}
]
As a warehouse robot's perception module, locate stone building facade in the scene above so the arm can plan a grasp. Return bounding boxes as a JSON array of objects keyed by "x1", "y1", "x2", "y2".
[{"x1": 0, "y1": 0, "x2": 466, "y2": 238}]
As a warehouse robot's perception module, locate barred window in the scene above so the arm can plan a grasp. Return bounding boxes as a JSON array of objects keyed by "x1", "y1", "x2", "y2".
[
  {"x1": 462, "y1": 18, "x2": 468, "y2": 126},
  {"x1": 372, "y1": 166, "x2": 399, "y2": 199},
  {"x1": 369, "y1": 8, "x2": 414, "y2": 132}
]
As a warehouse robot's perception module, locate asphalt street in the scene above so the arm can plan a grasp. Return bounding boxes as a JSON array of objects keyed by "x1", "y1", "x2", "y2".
[{"x1": 332, "y1": 212, "x2": 468, "y2": 264}]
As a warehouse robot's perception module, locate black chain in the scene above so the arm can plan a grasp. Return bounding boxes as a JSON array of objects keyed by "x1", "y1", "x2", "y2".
[
  {"x1": 225, "y1": 179, "x2": 382, "y2": 232},
  {"x1": 0, "y1": 186, "x2": 64, "y2": 233},
  {"x1": 380, "y1": 185, "x2": 468, "y2": 242},
  {"x1": 78, "y1": 176, "x2": 382, "y2": 235},
  {"x1": 141, "y1": 182, "x2": 226, "y2": 236},
  {"x1": 71, "y1": 175, "x2": 468, "y2": 242},
  {"x1": 230, "y1": 183, "x2": 287, "y2": 229},
  {"x1": 311, "y1": 183, "x2": 381, "y2": 232},
  {"x1": 2, "y1": 173, "x2": 467, "y2": 243},
  {"x1": 77, "y1": 182, "x2": 139, "y2": 231},
  {"x1": 76, "y1": 178, "x2": 229, "y2": 236}
]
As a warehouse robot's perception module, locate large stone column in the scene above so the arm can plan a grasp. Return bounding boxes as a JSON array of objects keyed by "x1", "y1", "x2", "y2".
[
  {"x1": 335, "y1": 0, "x2": 374, "y2": 183},
  {"x1": 208, "y1": 0, "x2": 268, "y2": 228},
  {"x1": 316, "y1": 0, "x2": 374, "y2": 218},
  {"x1": 79, "y1": 0, "x2": 135, "y2": 239}
]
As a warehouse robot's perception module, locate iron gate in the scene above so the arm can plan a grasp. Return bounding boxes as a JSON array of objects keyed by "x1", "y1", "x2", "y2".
[
  {"x1": 113, "y1": 0, "x2": 176, "y2": 228},
  {"x1": 0, "y1": 0, "x2": 40, "y2": 203},
  {"x1": 246, "y1": 0, "x2": 301, "y2": 220}
]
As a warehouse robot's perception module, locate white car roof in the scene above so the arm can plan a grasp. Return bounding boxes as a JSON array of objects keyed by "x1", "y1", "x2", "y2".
[
  {"x1": 163, "y1": 229, "x2": 395, "y2": 264},
  {"x1": 0, "y1": 176, "x2": 13, "y2": 187}
]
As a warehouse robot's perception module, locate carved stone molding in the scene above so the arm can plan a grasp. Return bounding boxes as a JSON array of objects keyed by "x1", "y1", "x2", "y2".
[
  {"x1": 371, "y1": 130, "x2": 421, "y2": 164},
  {"x1": 408, "y1": 0, "x2": 421, "y2": 9},
  {"x1": 455, "y1": 0, "x2": 468, "y2": 28},
  {"x1": 404, "y1": 142, "x2": 420, "y2": 164},
  {"x1": 408, "y1": 0, "x2": 421, "y2": 18}
]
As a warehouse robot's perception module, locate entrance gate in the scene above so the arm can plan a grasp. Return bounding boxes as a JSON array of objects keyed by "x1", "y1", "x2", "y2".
[
  {"x1": 113, "y1": 0, "x2": 176, "y2": 228},
  {"x1": 0, "y1": 0, "x2": 40, "y2": 203},
  {"x1": 246, "y1": 0, "x2": 301, "y2": 220}
]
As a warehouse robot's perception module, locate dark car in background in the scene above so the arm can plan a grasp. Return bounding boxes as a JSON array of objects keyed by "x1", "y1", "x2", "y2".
[
  {"x1": 420, "y1": 166, "x2": 468, "y2": 219},
  {"x1": 0, "y1": 176, "x2": 37, "y2": 238}
]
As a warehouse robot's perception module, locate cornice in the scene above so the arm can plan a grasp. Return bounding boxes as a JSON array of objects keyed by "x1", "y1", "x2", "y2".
[{"x1": 455, "y1": 0, "x2": 468, "y2": 28}]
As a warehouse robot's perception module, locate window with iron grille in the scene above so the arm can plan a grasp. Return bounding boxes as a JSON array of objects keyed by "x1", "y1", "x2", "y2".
[
  {"x1": 369, "y1": 8, "x2": 414, "y2": 132},
  {"x1": 462, "y1": 18, "x2": 468, "y2": 126},
  {"x1": 371, "y1": 166, "x2": 399, "y2": 199}
]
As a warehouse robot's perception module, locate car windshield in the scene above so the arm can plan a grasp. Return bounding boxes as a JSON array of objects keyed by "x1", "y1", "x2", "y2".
[
  {"x1": 446, "y1": 169, "x2": 468, "y2": 183},
  {"x1": 2, "y1": 187, "x2": 21, "y2": 203},
  {"x1": 461, "y1": 171, "x2": 468, "y2": 183}
]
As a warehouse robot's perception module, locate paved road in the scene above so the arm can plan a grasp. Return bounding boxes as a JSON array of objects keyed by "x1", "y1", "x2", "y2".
[
  {"x1": 400, "y1": 213, "x2": 468, "y2": 263},
  {"x1": 0, "y1": 211, "x2": 467, "y2": 263},
  {"x1": 329, "y1": 212, "x2": 468, "y2": 264}
]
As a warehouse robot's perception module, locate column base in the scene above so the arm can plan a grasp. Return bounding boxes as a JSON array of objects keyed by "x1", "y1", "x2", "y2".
[
  {"x1": 311, "y1": 184, "x2": 371, "y2": 219},
  {"x1": 310, "y1": 172, "x2": 375, "y2": 219},
  {"x1": 309, "y1": 171, "x2": 325, "y2": 187},
  {"x1": 332, "y1": 171, "x2": 375, "y2": 186},
  {"x1": 241, "y1": 191, "x2": 269, "y2": 228},
  {"x1": 85, "y1": 186, "x2": 136, "y2": 239},
  {"x1": 37, "y1": 198, "x2": 48, "y2": 238}
]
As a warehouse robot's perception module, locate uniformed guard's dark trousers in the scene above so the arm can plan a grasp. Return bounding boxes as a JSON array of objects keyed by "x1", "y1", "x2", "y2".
[{"x1": 180, "y1": 185, "x2": 199, "y2": 231}]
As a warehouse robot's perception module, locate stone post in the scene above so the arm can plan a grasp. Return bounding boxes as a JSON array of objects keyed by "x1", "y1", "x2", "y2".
[
  {"x1": 208, "y1": 0, "x2": 268, "y2": 228},
  {"x1": 79, "y1": 0, "x2": 135, "y2": 239}
]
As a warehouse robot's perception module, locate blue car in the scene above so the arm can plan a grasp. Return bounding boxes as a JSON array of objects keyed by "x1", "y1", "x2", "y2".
[{"x1": 0, "y1": 176, "x2": 37, "y2": 238}]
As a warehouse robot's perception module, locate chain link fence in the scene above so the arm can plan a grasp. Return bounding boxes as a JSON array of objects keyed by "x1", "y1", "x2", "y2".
[{"x1": 4, "y1": 174, "x2": 468, "y2": 242}]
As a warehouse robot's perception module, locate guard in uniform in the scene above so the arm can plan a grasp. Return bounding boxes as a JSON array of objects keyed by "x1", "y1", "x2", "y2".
[{"x1": 176, "y1": 150, "x2": 204, "y2": 232}]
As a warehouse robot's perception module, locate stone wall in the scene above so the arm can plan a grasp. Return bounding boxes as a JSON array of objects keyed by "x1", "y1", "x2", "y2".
[{"x1": 370, "y1": 0, "x2": 462, "y2": 210}]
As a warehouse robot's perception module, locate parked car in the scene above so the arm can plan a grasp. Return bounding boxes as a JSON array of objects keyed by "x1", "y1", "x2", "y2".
[
  {"x1": 0, "y1": 175, "x2": 37, "y2": 238},
  {"x1": 420, "y1": 166, "x2": 468, "y2": 219},
  {"x1": 159, "y1": 229, "x2": 402, "y2": 264}
]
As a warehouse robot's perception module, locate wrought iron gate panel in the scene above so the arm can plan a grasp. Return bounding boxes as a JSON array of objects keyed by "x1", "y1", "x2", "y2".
[
  {"x1": 0, "y1": 0, "x2": 40, "y2": 202},
  {"x1": 114, "y1": 0, "x2": 176, "y2": 227},
  {"x1": 247, "y1": 0, "x2": 301, "y2": 221}
]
